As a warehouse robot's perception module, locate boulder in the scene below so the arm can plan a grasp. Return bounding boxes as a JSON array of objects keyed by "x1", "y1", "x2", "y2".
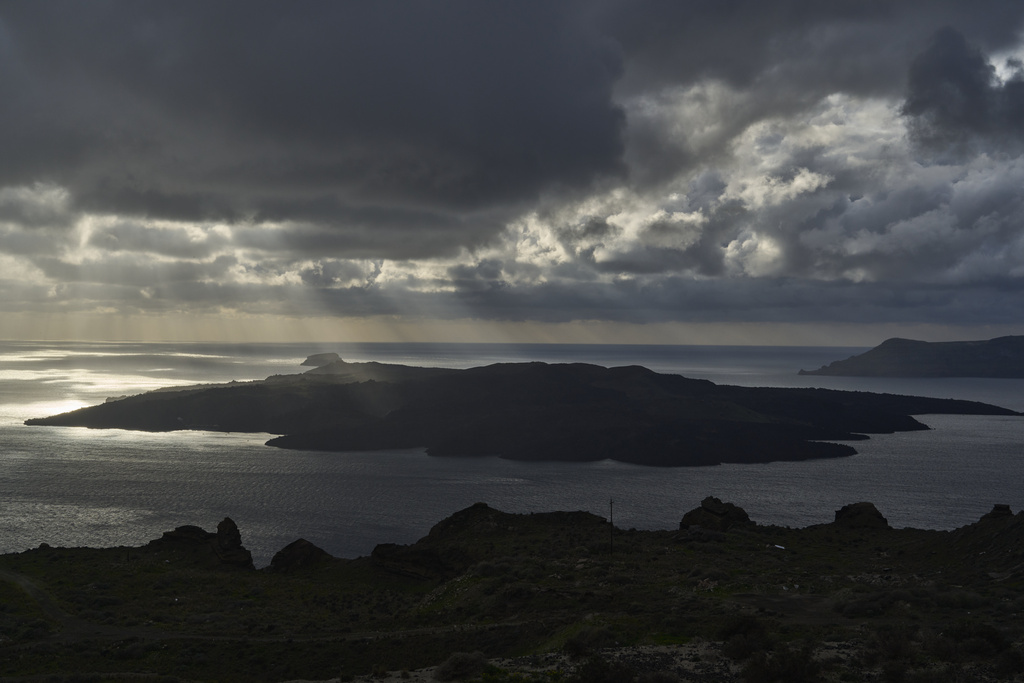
[
  {"x1": 679, "y1": 497, "x2": 752, "y2": 532},
  {"x1": 832, "y1": 502, "x2": 889, "y2": 530},
  {"x1": 269, "y1": 538, "x2": 333, "y2": 572}
]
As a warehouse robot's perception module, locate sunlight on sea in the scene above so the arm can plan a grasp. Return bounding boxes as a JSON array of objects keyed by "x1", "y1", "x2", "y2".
[{"x1": 2, "y1": 400, "x2": 91, "y2": 424}]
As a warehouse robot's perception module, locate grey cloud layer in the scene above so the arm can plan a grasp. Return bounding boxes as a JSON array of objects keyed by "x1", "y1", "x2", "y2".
[
  {"x1": 0, "y1": 2, "x2": 624, "y2": 227},
  {"x1": 1, "y1": 1, "x2": 1024, "y2": 328}
]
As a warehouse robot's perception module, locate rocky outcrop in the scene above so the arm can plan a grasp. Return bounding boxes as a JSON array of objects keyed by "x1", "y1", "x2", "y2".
[
  {"x1": 268, "y1": 538, "x2": 334, "y2": 572},
  {"x1": 147, "y1": 517, "x2": 254, "y2": 570},
  {"x1": 301, "y1": 353, "x2": 341, "y2": 367},
  {"x1": 679, "y1": 496, "x2": 752, "y2": 532},
  {"x1": 372, "y1": 503, "x2": 609, "y2": 579},
  {"x1": 832, "y1": 502, "x2": 890, "y2": 530},
  {"x1": 980, "y1": 503, "x2": 1013, "y2": 521},
  {"x1": 214, "y1": 518, "x2": 253, "y2": 568}
]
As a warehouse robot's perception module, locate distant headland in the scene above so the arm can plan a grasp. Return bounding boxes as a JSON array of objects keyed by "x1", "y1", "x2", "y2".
[
  {"x1": 800, "y1": 335, "x2": 1024, "y2": 377},
  {"x1": 25, "y1": 354, "x2": 1020, "y2": 467}
]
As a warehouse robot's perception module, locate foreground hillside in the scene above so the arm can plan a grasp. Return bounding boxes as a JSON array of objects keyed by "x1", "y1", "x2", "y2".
[
  {"x1": 2, "y1": 501, "x2": 1023, "y2": 682},
  {"x1": 800, "y1": 336, "x2": 1024, "y2": 378},
  {"x1": 26, "y1": 356, "x2": 1021, "y2": 466}
]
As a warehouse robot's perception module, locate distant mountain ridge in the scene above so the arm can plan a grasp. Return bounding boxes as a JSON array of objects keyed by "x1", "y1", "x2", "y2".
[
  {"x1": 26, "y1": 355, "x2": 1020, "y2": 467},
  {"x1": 799, "y1": 336, "x2": 1024, "y2": 378}
]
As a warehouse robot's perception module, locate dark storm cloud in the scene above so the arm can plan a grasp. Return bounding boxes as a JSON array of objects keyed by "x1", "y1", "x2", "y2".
[
  {"x1": 3, "y1": 1, "x2": 1024, "y2": 332},
  {"x1": 607, "y1": 0, "x2": 1024, "y2": 94},
  {"x1": 228, "y1": 202, "x2": 507, "y2": 260},
  {"x1": 430, "y1": 275, "x2": 1024, "y2": 327},
  {"x1": 903, "y1": 27, "x2": 1024, "y2": 150},
  {"x1": 0, "y1": 0, "x2": 625, "y2": 250}
]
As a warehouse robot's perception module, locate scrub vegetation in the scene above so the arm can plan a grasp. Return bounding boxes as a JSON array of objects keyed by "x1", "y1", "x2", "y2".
[{"x1": 1, "y1": 501, "x2": 1023, "y2": 682}]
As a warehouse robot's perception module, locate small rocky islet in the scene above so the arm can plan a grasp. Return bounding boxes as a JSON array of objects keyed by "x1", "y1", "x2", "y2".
[{"x1": 2, "y1": 499, "x2": 1024, "y2": 682}]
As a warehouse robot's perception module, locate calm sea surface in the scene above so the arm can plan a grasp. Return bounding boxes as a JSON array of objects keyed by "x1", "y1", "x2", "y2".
[{"x1": 1, "y1": 341, "x2": 1022, "y2": 567}]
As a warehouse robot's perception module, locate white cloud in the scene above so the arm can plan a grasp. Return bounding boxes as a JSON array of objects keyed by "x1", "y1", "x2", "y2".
[
  {"x1": 726, "y1": 166, "x2": 833, "y2": 209},
  {"x1": 724, "y1": 231, "x2": 784, "y2": 277}
]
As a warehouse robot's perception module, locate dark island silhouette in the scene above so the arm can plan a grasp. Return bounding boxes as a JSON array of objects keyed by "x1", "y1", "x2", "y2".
[
  {"x1": 800, "y1": 335, "x2": 1024, "y2": 377},
  {"x1": 26, "y1": 355, "x2": 1020, "y2": 466}
]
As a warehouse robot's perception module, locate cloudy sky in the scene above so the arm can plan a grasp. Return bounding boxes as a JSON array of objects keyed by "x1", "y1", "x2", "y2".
[{"x1": 3, "y1": 1, "x2": 1024, "y2": 344}]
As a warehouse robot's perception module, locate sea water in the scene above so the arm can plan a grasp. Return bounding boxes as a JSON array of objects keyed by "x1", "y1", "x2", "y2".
[{"x1": 1, "y1": 341, "x2": 1022, "y2": 567}]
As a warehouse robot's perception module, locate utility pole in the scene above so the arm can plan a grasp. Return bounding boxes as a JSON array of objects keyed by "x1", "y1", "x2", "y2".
[{"x1": 609, "y1": 498, "x2": 614, "y2": 556}]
